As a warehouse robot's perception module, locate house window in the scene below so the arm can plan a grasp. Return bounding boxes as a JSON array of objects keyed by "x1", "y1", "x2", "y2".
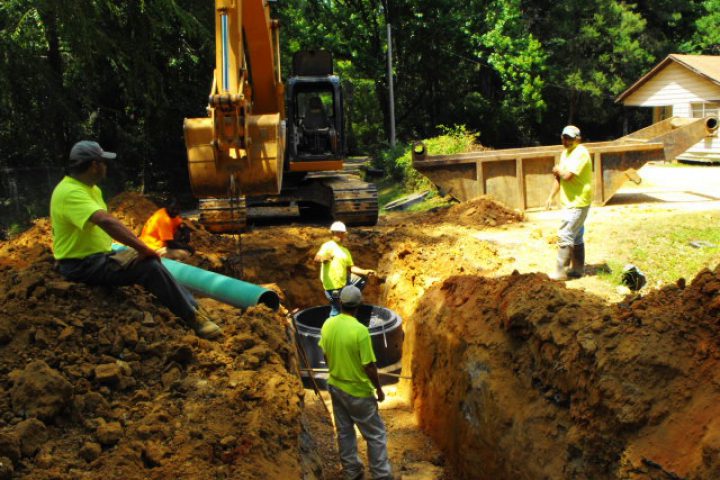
[{"x1": 690, "y1": 102, "x2": 720, "y2": 118}]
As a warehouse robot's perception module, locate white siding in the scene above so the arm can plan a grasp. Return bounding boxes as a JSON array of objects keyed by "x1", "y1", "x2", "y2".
[
  {"x1": 623, "y1": 63, "x2": 720, "y2": 106},
  {"x1": 673, "y1": 103, "x2": 691, "y2": 117}
]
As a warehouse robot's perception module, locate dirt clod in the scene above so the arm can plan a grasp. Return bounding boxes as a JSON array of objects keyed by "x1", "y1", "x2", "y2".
[{"x1": 10, "y1": 361, "x2": 73, "y2": 422}]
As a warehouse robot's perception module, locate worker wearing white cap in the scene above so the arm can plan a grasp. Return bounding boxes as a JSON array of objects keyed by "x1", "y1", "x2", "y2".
[
  {"x1": 545, "y1": 125, "x2": 593, "y2": 280},
  {"x1": 314, "y1": 221, "x2": 376, "y2": 316}
]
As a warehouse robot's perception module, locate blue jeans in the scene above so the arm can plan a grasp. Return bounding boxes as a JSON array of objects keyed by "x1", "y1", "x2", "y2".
[
  {"x1": 325, "y1": 274, "x2": 368, "y2": 317},
  {"x1": 58, "y1": 252, "x2": 197, "y2": 322}
]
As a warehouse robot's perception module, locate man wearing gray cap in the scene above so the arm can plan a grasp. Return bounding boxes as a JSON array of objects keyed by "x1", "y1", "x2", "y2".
[
  {"x1": 545, "y1": 125, "x2": 593, "y2": 280},
  {"x1": 319, "y1": 285, "x2": 392, "y2": 480},
  {"x1": 50, "y1": 140, "x2": 221, "y2": 339}
]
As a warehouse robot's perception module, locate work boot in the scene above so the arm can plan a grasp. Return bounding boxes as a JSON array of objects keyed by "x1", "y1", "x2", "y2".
[
  {"x1": 568, "y1": 243, "x2": 585, "y2": 279},
  {"x1": 549, "y1": 245, "x2": 573, "y2": 281},
  {"x1": 191, "y1": 307, "x2": 222, "y2": 339}
]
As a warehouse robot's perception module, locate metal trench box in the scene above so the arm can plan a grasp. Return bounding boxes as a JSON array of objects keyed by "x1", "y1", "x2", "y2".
[{"x1": 412, "y1": 116, "x2": 718, "y2": 210}]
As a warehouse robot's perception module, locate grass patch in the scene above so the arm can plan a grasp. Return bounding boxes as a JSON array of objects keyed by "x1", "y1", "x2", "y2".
[{"x1": 592, "y1": 211, "x2": 720, "y2": 287}]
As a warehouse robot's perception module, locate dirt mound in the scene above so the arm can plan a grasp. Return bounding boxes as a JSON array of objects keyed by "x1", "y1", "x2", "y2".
[
  {"x1": 0, "y1": 251, "x2": 305, "y2": 479},
  {"x1": 108, "y1": 192, "x2": 162, "y2": 234},
  {"x1": 410, "y1": 269, "x2": 720, "y2": 479},
  {"x1": 385, "y1": 196, "x2": 523, "y2": 228}
]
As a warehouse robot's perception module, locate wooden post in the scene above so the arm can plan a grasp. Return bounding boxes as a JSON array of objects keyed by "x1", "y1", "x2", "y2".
[
  {"x1": 476, "y1": 160, "x2": 485, "y2": 196},
  {"x1": 516, "y1": 157, "x2": 526, "y2": 210},
  {"x1": 593, "y1": 152, "x2": 603, "y2": 204}
]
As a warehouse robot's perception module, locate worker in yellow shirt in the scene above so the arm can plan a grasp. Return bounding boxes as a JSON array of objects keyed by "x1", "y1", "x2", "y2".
[
  {"x1": 546, "y1": 125, "x2": 593, "y2": 280},
  {"x1": 314, "y1": 221, "x2": 375, "y2": 316},
  {"x1": 140, "y1": 199, "x2": 194, "y2": 260},
  {"x1": 51, "y1": 141, "x2": 220, "y2": 339},
  {"x1": 319, "y1": 286, "x2": 392, "y2": 480}
]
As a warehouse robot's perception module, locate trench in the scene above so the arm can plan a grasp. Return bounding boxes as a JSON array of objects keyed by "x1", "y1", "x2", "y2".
[{"x1": 224, "y1": 203, "x2": 720, "y2": 480}]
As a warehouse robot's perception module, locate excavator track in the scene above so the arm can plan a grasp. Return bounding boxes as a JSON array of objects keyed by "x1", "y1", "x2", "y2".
[
  {"x1": 198, "y1": 197, "x2": 247, "y2": 233},
  {"x1": 197, "y1": 174, "x2": 378, "y2": 232},
  {"x1": 321, "y1": 174, "x2": 379, "y2": 226}
]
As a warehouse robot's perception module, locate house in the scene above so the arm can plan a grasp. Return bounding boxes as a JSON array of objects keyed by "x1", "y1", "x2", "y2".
[{"x1": 616, "y1": 54, "x2": 720, "y2": 163}]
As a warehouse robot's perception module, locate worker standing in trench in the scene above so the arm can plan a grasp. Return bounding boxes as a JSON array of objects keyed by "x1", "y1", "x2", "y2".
[
  {"x1": 314, "y1": 221, "x2": 376, "y2": 316},
  {"x1": 50, "y1": 140, "x2": 221, "y2": 339},
  {"x1": 545, "y1": 125, "x2": 593, "y2": 280},
  {"x1": 319, "y1": 285, "x2": 393, "y2": 480}
]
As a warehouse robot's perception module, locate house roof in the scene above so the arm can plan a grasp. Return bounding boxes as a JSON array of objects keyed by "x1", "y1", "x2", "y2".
[{"x1": 616, "y1": 54, "x2": 720, "y2": 103}]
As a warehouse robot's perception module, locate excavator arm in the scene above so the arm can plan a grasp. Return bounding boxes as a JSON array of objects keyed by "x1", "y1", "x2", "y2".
[{"x1": 184, "y1": 0, "x2": 285, "y2": 199}]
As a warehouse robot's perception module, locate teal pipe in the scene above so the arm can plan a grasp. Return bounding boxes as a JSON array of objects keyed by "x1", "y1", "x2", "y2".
[
  {"x1": 161, "y1": 258, "x2": 280, "y2": 310},
  {"x1": 111, "y1": 245, "x2": 279, "y2": 310}
]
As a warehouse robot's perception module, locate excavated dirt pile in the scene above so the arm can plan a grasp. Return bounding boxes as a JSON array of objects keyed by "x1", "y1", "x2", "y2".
[
  {"x1": 0, "y1": 195, "x2": 305, "y2": 480},
  {"x1": 384, "y1": 196, "x2": 524, "y2": 228},
  {"x1": 411, "y1": 269, "x2": 720, "y2": 479},
  {"x1": 0, "y1": 192, "x2": 522, "y2": 479}
]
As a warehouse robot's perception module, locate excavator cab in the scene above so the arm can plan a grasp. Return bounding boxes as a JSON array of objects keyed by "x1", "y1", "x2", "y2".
[{"x1": 286, "y1": 51, "x2": 344, "y2": 171}]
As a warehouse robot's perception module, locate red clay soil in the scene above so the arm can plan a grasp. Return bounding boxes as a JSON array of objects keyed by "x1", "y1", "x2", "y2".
[
  {"x1": 6, "y1": 190, "x2": 719, "y2": 480},
  {"x1": 384, "y1": 196, "x2": 524, "y2": 228},
  {"x1": 0, "y1": 192, "x2": 518, "y2": 479},
  {"x1": 0, "y1": 195, "x2": 306, "y2": 480},
  {"x1": 411, "y1": 270, "x2": 720, "y2": 479}
]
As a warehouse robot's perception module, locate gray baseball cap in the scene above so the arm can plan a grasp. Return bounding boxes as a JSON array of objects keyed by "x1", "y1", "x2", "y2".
[
  {"x1": 69, "y1": 141, "x2": 116, "y2": 166},
  {"x1": 340, "y1": 285, "x2": 363, "y2": 307}
]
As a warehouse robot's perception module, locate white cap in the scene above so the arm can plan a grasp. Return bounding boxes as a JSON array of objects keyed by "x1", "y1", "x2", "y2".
[
  {"x1": 330, "y1": 221, "x2": 347, "y2": 233},
  {"x1": 561, "y1": 125, "x2": 581, "y2": 138},
  {"x1": 340, "y1": 285, "x2": 362, "y2": 307}
]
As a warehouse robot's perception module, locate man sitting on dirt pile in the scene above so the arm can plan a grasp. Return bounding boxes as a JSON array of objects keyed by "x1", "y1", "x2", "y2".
[
  {"x1": 314, "y1": 221, "x2": 376, "y2": 316},
  {"x1": 140, "y1": 198, "x2": 194, "y2": 260},
  {"x1": 545, "y1": 125, "x2": 593, "y2": 280},
  {"x1": 319, "y1": 285, "x2": 393, "y2": 480},
  {"x1": 50, "y1": 140, "x2": 221, "y2": 339}
]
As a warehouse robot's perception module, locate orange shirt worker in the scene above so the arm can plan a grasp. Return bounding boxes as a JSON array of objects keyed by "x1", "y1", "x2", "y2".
[{"x1": 140, "y1": 199, "x2": 193, "y2": 261}]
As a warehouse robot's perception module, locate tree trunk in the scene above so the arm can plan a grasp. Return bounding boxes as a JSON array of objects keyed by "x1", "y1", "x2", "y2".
[{"x1": 37, "y1": 2, "x2": 66, "y2": 164}]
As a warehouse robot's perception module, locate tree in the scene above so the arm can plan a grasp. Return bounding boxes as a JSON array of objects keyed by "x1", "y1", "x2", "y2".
[{"x1": 681, "y1": 0, "x2": 720, "y2": 54}]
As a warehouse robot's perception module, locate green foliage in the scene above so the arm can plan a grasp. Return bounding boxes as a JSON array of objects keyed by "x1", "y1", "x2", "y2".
[
  {"x1": 476, "y1": 0, "x2": 547, "y2": 119},
  {"x1": 681, "y1": 0, "x2": 720, "y2": 54},
  {"x1": 0, "y1": 0, "x2": 717, "y2": 229},
  {"x1": 377, "y1": 125, "x2": 477, "y2": 192}
]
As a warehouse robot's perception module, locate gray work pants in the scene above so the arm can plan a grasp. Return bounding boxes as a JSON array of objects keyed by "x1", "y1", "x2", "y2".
[
  {"x1": 58, "y1": 252, "x2": 197, "y2": 322},
  {"x1": 328, "y1": 384, "x2": 392, "y2": 480},
  {"x1": 558, "y1": 206, "x2": 589, "y2": 247}
]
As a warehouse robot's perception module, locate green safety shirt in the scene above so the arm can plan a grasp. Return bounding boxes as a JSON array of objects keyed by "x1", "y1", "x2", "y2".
[
  {"x1": 317, "y1": 240, "x2": 354, "y2": 290},
  {"x1": 559, "y1": 144, "x2": 593, "y2": 208},
  {"x1": 50, "y1": 176, "x2": 112, "y2": 260},
  {"x1": 319, "y1": 313, "x2": 376, "y2": 398}
]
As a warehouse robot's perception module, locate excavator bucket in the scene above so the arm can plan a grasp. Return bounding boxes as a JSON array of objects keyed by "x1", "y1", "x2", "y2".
[
  {"x1": 184, "y1": 117, "x2": 232, "y2": 198},
  {"x1": 242, "y1": 113, "x2": 285, "y2": 195},
  {"x1": 184, "y1": 114, "x2": 284, "y2": 198}
]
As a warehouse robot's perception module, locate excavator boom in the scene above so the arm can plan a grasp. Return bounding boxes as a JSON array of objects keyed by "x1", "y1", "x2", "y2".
[{"x1": 184, "y1": 0, "x2": 285, "y2": 202}]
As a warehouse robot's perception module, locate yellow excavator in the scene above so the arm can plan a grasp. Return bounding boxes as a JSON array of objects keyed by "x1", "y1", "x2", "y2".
[{"x1": 183, "y1": 0, "x2": 378, "y2": 232}]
